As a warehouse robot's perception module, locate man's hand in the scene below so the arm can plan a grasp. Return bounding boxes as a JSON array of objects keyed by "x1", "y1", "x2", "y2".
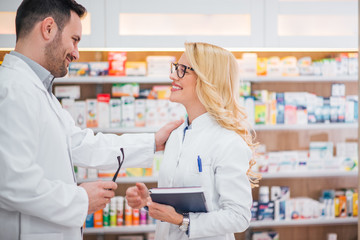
[
  {"x1": 80, "y1": 181, "x2": 117, "y2": 214},
  {"x1": 125, "y1": 182, "x2": 149, "y2": 209},
  {"x1": 155, "y1": 119, "x2": 184, "y2": 151}
]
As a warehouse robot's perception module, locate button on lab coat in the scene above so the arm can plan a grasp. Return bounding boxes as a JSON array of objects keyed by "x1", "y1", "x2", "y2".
[
  {"x1": 155, "y1": 113, "x2": 252, "y2": 240},
  {"x1": 0, "y1": 54, "x2": 154, "y2": 240}
]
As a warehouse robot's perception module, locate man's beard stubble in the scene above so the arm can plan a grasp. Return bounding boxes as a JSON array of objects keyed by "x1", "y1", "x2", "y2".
[{"x1": 44, "y1": 32, "x2": 68, "y2": 78}]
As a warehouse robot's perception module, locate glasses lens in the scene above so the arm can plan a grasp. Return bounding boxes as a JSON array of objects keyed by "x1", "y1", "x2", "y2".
[
  {"x1": 177, "y1": 64, "x2": 186, "y2": 78},
  {"x1": 171, "y1": 63, "x2": 176, "y2": 74}
]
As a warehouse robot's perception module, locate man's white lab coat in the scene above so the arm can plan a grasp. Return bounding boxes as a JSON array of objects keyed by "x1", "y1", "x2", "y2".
[
  {"x1": 155, "y1": 113, "x2": 253, "y2": 240},
  {"x1": 0, "y1": 54, "x2": 154, "y2": 240}
]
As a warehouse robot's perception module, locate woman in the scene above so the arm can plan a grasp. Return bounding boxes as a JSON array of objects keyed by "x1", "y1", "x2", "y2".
[{"x1": 126, "y1": 42, "x2": 259, "y2": 239}]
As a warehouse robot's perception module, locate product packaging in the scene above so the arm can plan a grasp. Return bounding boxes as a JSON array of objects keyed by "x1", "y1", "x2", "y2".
[{"x1": 108, "y1": 52, "x2": 127, "y2": 76}]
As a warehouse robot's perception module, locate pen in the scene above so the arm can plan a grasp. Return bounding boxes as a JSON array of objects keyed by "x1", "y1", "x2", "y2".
[{"x1": 197, "y1": 155, "x2": 202, "y2": 173}]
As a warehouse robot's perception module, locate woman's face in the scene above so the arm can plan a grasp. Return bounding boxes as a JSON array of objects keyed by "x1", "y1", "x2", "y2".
[{"x1": 169, "y1": 53, "x2": 198, "y2": 107}]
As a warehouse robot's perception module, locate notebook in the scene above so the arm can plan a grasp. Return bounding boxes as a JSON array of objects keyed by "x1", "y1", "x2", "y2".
[{"x1": 149, "y1": 186, "x2": 208, "y2": 214}]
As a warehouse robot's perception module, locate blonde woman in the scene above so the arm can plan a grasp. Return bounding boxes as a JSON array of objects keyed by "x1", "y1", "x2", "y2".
[{"x1": 126, "y1": 42, "x2": 258, "y2": 240}]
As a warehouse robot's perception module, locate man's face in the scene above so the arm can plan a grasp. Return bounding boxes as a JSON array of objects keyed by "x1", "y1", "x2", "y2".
[{"x1": 44, "y1": 11, "x2": 82, "y2": 78}]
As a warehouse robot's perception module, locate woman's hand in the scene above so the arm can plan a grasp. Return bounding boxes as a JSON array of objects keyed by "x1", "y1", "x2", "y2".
[
  {"x1": 147, "y1": 197, "x2": 183, "y2": 225},
  {"x1": 125, "y1": 182, "x2": 149, "y2": 209}
]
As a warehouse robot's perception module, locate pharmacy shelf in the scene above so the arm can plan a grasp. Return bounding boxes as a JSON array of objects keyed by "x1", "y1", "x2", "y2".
[
  {"x1": 250, "y1": 217, "x2": 357, "y2": 228},
  {"x1": 54, "y1": 75, "x2": 357, "y2": 84},
  {"x1": 260, "y1": 170, "x2": 358, "y2": 179},
  {"x1": 91, "y1": 127, "x2": 161, "y2": 133},
  {"x1": 87, "y1": 123, "x2": 358, "y2": 134},
  {"x1": 78, "y1": 171, "x2": 357, "y2": 184},
  {"x1": 242, "y1": 75, "x2": 358, "y2": 82},
  {"x1": 253, "y1": 123, "x2": 358, "y2": 131},
  {"x1": 55, "y1": 76, "x2": 171, "y2": 84},
  {"x1": 83, "y1": 224, "x2": 156, "y2": 234},
  {"x1": 77, "y1": 176, "x2": 158, "y2": 184},
  {"x1": 84, "y1": 219, "x2": 358, "y2": 233}
]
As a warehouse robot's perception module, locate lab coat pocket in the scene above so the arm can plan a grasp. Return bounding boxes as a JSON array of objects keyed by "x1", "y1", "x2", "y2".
[{"x1": 21, "y1": 233, "x2": 63, "y2": 240}]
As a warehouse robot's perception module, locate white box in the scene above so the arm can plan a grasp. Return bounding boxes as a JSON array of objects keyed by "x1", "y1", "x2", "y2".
[
  {"x1": 135, "y1": 99, "x2": 146, "y2": 127},
  {"x1": 97, "y1": 95, "x2": 110, "y2": 128},
  {"x1": 73, "y1": 101, "x2": 86, "y2": 128},
  {"x1": 110, "y1": 99, "x2": 122, "y2": 128},
  {"x1": 121, "y1": 96, "x2": 135, "y2": 127},
  {"x1": 54, "y1": 85, "x2": 80, "y2": 99},
  {"x1": 146, "y1": 99, "x2": 158, "y2": 127}
]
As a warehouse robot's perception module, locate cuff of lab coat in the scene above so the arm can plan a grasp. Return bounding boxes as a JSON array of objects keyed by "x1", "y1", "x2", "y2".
[{"x1": 77, "y1": 186, "x2": 89, "y2": 226}]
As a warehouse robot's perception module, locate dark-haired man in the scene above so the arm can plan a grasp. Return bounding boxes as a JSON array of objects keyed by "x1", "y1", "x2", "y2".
[{"x1": 0, "y1": 1, "x2": 181, "y2": 239}]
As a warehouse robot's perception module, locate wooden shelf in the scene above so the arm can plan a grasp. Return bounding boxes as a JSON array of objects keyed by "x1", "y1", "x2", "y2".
[
  {"x1": 85, "y1": 123, "x2": 358, "y2": 134},
  {"x1": 253, "y1": 123, "x2": 358, "y2": 131},
  {"x1": 54, "y1": 76, "x2": 171, "y2": 84},
  {"x1": 242, "y1": 75, "x2": 357, "y2": 82},
  {"x1": 54, "y1": 75, "x2": 357, "y2": 84},
  {"x1": 91, "y1": 127, "x2": 160, "y2": 134},
  {"x1": 77, "y1": 170, "x2": 358, "y2": 184},
  {"x1": 83, "y1": 218, "x2": 357, "y2": 233},
  {"x1": 250, "y1": 217, "x2": 358, "y2": 228},
  {"x1": 83, "y1": 224, "x2": 156, "y2": 234},
  {"x1": 260, "y1": 170, "x2": 357, "y2": 179},
  {"x1": 77, "y1": 176, "x2": 158, "y2": 184}
]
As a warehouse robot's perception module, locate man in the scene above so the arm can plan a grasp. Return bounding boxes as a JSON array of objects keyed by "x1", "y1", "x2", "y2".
[{"x1": 0, "y1": 0, "x2": 181, "y2": 239}]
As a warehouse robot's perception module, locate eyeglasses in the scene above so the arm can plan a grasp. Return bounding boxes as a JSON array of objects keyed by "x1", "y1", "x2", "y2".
[
  {"x1": 112, "y1": 148, "x2": 125, "y2": 182},
  {"x1": 171, "y1": 62, "x2": 194, "y2": 79}
]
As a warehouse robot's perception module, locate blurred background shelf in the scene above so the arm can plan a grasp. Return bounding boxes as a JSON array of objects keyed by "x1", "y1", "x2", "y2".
[
  {"x1": 250, "y1": 217, "x2": 358, "y2": 228},
  {"x1": 83, "y1": 224, "x2": 156, "y2": 234}
]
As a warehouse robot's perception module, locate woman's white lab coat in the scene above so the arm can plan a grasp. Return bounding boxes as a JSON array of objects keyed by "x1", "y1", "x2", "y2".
[
  {"x1": 0, "y1": 54, "x2": 154, "y2": 240},
  {"x1": 155, "y1": 113, "x2": 252, "y2": 240}
]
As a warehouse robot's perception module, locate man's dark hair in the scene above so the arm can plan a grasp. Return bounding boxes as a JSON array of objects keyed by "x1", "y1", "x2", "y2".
[{"x1": 15, "y1": 0, "x2": 86, "y2": 41}]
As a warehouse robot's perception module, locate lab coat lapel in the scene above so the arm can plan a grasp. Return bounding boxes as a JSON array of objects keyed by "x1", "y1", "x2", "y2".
[{"x1": 4, "y1": 54, "x2": 65, "y2": 123}]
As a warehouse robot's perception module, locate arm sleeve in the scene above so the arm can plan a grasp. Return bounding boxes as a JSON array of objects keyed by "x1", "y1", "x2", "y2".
[
  {"x1": 188, "y1": 138, "x2": 253, "y2": 238},
  {"x1": 60, "y1": 108, "x2": 155, "y2": 169},
  {"x1": 0, "y1": 82, "x2": 88, "y2": 227}
]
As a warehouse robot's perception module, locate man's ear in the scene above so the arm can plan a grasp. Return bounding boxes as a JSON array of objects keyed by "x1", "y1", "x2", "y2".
[{"x1": 41, "y1": 17, "x2": 58, "y2": 41}]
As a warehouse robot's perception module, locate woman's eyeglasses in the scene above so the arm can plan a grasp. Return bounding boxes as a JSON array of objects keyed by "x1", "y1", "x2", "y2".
[
  {"x1": 112, "y1": 148, "x2": 124, "y2": 182},
  {"x1": 171, "y1": 62, "x2": 194, "y2": 79}
]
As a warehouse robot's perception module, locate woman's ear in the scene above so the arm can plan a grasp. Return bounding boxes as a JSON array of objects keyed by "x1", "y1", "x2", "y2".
[{"x1": 40, "y1": 17, "x2": 58, "y2": 41}]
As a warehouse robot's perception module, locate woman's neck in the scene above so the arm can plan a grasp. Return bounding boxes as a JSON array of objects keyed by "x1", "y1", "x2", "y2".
[{"x1": 185, "y1": 104, "x2": 207, "y2": 125}]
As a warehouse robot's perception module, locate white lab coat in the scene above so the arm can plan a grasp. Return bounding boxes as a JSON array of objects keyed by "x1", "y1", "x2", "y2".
[
  {"x1": 155, "y1": 113, "x2": 252, "y2": 240},
  {"x1": 0, "y1": 54, "x2": 154, "y2": 240}
]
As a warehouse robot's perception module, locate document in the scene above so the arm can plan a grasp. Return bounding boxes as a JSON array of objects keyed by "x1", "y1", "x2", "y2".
[{"x1": 149, "y1": 186, "x2": 208, "y2": 214}]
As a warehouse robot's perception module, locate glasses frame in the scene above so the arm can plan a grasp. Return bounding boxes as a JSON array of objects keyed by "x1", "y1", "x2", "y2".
[
  {"x1": 112, "y1": 148, "x2": 125, "y2": 182},
  {"x1": 171, "y1": 62, "x2": 195, "y2": 79}
]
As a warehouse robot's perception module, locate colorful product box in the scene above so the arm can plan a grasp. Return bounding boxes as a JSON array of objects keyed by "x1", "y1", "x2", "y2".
[
  {"x1": 97, "y1": 94, "x2": 110, "y2": 128},
  {"x1": 276, "y1": 93, "x2": 285, "y2": 124},
  {"x1": 86, "y1": 99, "x2": 98, "y2": 128},
  {"x1": 108, "y1": 52, "x2": 127, "y2": 76},
  {"x1": 254, "y1": 101, "x2": 266, "y2": 125},
  {"x1": 89, "y1": 62, "x2": 109, "y2": 76},
  {"x1": 135, "y1": 99, "x2": 146, "y2": 127},
  {"x1": 257, "y1": 201, "x2": 275, "y2": 221},
  {"x1": 69, "y1": 62, "x2": 89, "y2": 76},
  {"x1": 126, "y1": 61, "x2": 147, "y2": 76}
]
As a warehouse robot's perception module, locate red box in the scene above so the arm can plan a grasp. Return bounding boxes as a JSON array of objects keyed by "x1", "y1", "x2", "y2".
[{"x1": 108, "y1": 52, "x2": 127, "y2": 76}]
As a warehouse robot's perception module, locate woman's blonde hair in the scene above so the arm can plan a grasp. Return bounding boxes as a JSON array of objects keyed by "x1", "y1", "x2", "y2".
[{"x1": 184, "y1": 42, "x2": 260, "y2": 187}]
